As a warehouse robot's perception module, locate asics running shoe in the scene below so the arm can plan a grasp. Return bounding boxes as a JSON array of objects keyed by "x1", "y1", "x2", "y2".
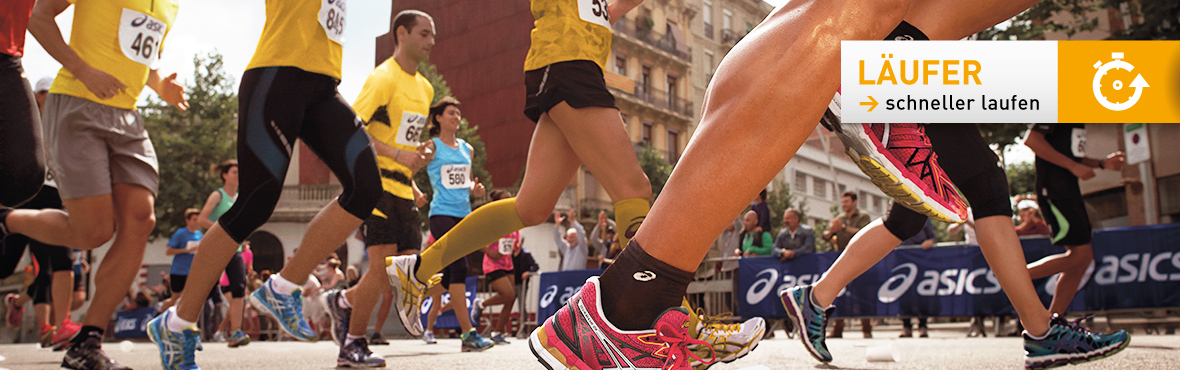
[
  {"x1": 61, "y1": 336, "x2": 133, "y2": 370},
  {"x1": 1024, "y1": 314, "x2": 1129, "y2": 369},
  {"x1": 689, "y1": 310, "x2": 765, "y2": 370},
  {"x1": 490, "y1": 332, "x2": 511, "y2": 345},
  {"x1": 52, "y1": 319, "x2": 81, "y2": 351},
  {"x1": 529, "y1": 276, "x2": 715, "y2": 369},
  {"x1": 781, "y1": 285, "x2": 833, "y2": 363},
  {"x1": 423, "y1": 331, "x2": 437, "y2": 344},
  {"x1": 820, "y1": 93, "x2": 967, "y2": 223},
  {"x1": 338, "y1": 337, "x2": 386, "y2": 368},
  {"x1": 4, "y1": 293, "x2": 22, "y2": 329},
  {"x1": 461, "y1": 328, "x2": 494, "y2": 352},
  {"x1": 385, "y1": 255, "x2": 427, "y2": 337},
  {"x1": 248, "y1": 277, "x2": 318, "y2": 341},
  {"x1": 39, "y1": 323, "x2": 56, "y2": 349},
  {"x1": 147, "y1": 310, "x2": 201, "y2": 370},
  {"x1": 227, "y1": 330, "x2": 251, "y2": 348},
  {"x1": 323, "y1": 289, "x2": 351, "y2": 346},
  {"x1": 369, "y1": 332, "x2": 389, "y2": 345},
  {"x1": 470, "y1": 298, "x2": 484, "y2": 325}
]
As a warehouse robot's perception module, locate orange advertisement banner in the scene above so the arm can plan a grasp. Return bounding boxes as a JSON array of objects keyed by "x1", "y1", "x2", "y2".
[{"x1": 1059, "y1": 41, "x2": 1180, "y2": 123}]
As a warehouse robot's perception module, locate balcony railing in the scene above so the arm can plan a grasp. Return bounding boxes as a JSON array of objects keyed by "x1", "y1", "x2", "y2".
[
  {"x1": 272, "y1": 184, "x2": 342, "y2": 221},
  {"x1": 613, "y1": 18, "x2": 692, "y2": 62},
  {"x1": 721, "y1": 29, "x2": 744, "y2": 45},
  {"x1": 631, "y1": 86, "x2": 694, "y2": 117}
]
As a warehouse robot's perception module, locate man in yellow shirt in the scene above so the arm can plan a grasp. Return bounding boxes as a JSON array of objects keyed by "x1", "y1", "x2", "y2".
[{"x1": 5, "y1": 0, "x2": 184, "y2": 369}]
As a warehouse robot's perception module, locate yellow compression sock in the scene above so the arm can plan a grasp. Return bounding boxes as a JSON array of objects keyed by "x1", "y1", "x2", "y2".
[
  {"x1": 415, "y1": 198, "x2": 526, "y2": 283},
  {"x1": 614, "y1": 197, "x2": 650, "y2": 249}
]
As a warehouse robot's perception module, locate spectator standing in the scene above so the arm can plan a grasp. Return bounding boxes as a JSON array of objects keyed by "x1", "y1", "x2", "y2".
[
  {"x1": 591, "y1": 211, "x2": 619, "y2": 268},
  {"x1": 772, "y1": 208, "x2": 815, "y2": 262},
  {"x1": 750, "y1": 189, "x2": 771, "y2": 233},
  {"x1": 1014, "y1": 200, "x2": 1051, "y2": 237},
  {"x1": 554, "y1": 210, "x2": 588, "y2": 271},
  {"x1": 735, "y1": 211, "x2": 773, "y2": 257},
  {"x1": 823, "y1": 191, "x2": 873, "y2": 338}
]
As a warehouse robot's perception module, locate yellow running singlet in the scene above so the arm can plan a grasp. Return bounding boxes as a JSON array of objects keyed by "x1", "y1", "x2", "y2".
[
  {"x1": 523, "y1": 0, "x2": 613, "y2": 72},
  {"x1": 246, "y1": 0, "x2": 345, "y2": 79},
  {"x1": 353, "y1": 58, "x2": 434, "y2": 202}
]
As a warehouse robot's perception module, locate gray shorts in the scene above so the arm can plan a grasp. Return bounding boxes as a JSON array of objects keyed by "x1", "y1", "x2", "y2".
[{"x1": 41, "y1": 94, "x2": 159, "y2": 200}]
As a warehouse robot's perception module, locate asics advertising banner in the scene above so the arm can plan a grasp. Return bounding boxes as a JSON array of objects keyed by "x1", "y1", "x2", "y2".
[
  {"x1": 536, "y1": 269, "x2": 605, "y2": 323},
  {"x1": 738, "y1": 223, "x2": 1180, "y2": 318},
  {"x1": 113, "y1": 307, "x2": 158, "y2": 339},
  {"x1": 418, "y1": 276, "x2": 479, "y2": 329},
  {"x1": 841, "y1": 41, "x2": 1180, "y2": 123}
]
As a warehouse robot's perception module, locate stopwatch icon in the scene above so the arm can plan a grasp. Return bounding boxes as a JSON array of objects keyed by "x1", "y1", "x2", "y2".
[{"x1": 1092, "y1": 52, "x2": 1149, "y2": 111}]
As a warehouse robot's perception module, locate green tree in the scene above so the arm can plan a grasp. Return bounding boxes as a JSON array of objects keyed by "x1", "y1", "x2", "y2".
[
  {"x1": 1106, "y1": 0, "x2": 1179, "y2": 40},
  {"x1": 141, "y1": 52, "x2": 238, "y2": 239},
  {"x1": 976, "y1": 123, "x2": 1031, "y2": 165},
  {"x1": 636, "y1": 145, "x2": 672, "y2": 200},
  {"x1": 412, "y1": 63, "x2": 491, "y2": 224},
  {"x1": 976, "y1": 0, "x2": 1175, "y2": 41},
  {"x1": 765, "y1": 180, "x2": 805, "y2": 237},
  {"x1": 1006, "y1": 160, "x2": 1037, "y2": 196}
]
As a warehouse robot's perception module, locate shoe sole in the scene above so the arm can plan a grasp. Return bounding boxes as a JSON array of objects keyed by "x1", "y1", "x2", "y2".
[
  {"x1": 248, "y1": 290, "x2": 314, "y2": 342},
  {"x1": 782, "y1": 290, "x2": 832, "y2": 363},
  {"x1": 228, "y1": 336, "x2": 251, "y2": 348},
  {"x1": 693, "y1": 322, "x2": 767, "y2": 370},
  {"x1": 384, "y1": 261, "x2": 424, "y2": 337},
  {"x1": 336, "y1": 359, "x2": 387, "y2": 368},
  {"x1": 529, "y1": 323, "x2": 586, "y2": 370},
  {"x1": 146, "y1": 316, "x2": 183, "y2": 370},
  {"x1": 830, "y1": 123, "x2": 963, "y2": 223},
  {"x1": 1025, "y1": 336, "x2": 1131, "y2": 369}
]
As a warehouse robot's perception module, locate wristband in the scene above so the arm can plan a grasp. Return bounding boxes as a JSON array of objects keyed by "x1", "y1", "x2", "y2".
[{"x1": 1098, "y1": 160, "x2": 1105, "y2": 170}]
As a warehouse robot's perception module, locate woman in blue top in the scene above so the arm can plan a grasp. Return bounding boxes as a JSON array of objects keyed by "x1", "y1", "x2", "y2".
[{"x1": 423, "y1": 97, "x2": 491, "y2": 350}]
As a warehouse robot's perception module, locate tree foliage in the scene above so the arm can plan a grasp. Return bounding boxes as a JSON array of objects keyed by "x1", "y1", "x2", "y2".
[
  {"x1": 1006, "y1": 160, "x2": 1038, "y2": 196},
  {"x1": 975, "y1": 0, "x2": 1176, "y2": 41},
  {"x1": 141, "y1": 52, "x2": 238, "y2": 240},
  {"x1": 636, "y1": 145, "x2": 672, "y2": 201}
]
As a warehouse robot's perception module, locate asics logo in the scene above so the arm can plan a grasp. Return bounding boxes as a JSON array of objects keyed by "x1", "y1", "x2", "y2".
[
  {"x1": 625, "y1": 217, "x2": 644, "y2": 239},
  {"x1": 131, "y1": 15, "x2": 148, "y2": 27},
  {"x1": 895, "y1": 35, "x2": 914, "y2": 41},
  {"x1": 633, "y1": 271, "x2": 656, "y2": 281}
]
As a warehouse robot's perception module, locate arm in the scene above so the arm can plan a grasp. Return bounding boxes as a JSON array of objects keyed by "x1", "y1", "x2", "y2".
[
  {"x1": 609, "y1": 0, "x2": 644, "y2": 26},
  {"x1": 196, "y1": 191, "x2": 221, "y2": 229},
  {"x1": 28, "y1": 0, "x2": 127, "y2": 100},
  {"x1": 146, "y1": 70, "x2": 188, "y2": 110},
  {"x1": 412, "y1": 180, "x2": 427, "y2": 208},
  {"x1": 572, "y1": 221, "x2": 588, "y2": 250},
  {"x1": 590, "y1": 223, "x2": 606, "y2": 255},
  {"x1": 1024, "y1": 128, "x2": 1095, "y2": 180},
  {"x1": 369, "y1": 137, "x2": 430, "y2": 171},
  {"x1": 794, "y1": 228, "x2": 816, "y2": 256},
  {"x1": 771, "y1": 231, "x2": 786, "y2": 258}
]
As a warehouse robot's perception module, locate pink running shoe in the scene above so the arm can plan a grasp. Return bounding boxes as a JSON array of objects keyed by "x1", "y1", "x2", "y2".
[
  {"x1": 52, "y1": 319, "x2": 82, "y2": 351},
  {"x1": 821, "y1": 92, "x2": 967, "y2": 223},
  {"x1": 5, "y1": 293, "x2": 23, "y2": 329},
  {"x1": 529, "y1": 277, "x2": 715, "y2": 370}
]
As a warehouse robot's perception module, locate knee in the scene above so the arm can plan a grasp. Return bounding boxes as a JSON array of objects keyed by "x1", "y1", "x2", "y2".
[
  {"x1": 121, "y1": 207, "x2": 156, "y2": 236},
  {"x1": 77, "y1": 225, "x2": 115, "y2": 249},
  {"x1": 1066, "y1": 245, "x2": 1093, "y2": 267},
  {"x1": 518, "y1": 206, "x2": 549, "y2": 227}
]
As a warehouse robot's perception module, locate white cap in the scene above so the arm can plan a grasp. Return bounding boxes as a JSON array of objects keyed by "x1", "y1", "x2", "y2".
[
  {"x1": 1017, "y1": 200, "x2": 1039, "y2": 210},
  {"x1": 35, "y1": 77, "x2": 53, "y2": 93}
]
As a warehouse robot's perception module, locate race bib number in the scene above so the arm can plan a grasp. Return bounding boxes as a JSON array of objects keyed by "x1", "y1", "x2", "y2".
[
  {"x1": 577, "y1": 0, "x2": 612, "y2": 30},
  {"x1": 395, "y1": 112, "x2": 426, "y2": 147},
  {"x1": 1071, "y1": 127, "x2": 1086, "y2": 158},
  {"x1": 118, "y1": 9, "x2": 167, "y2": 68},
  {"x1": 441, "y1": 164, "x2": 471, "y2": 190},
  {"x1": 319, "y1": 0, "x2": 347, "y2": 45},
  {"x1": 185, "y1": 241, "x2": 199, "y2": 250},
  {"x1": 498, "y1": 238, "x2": 514, "y2": 255}
]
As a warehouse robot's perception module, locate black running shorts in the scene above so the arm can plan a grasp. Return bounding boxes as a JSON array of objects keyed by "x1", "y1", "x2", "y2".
[
  {"x1": 524, "y1": 60, "x2": 618, "y2": 123},
  {"x1": 361, "y1": 192, "x2": 422, "y2": 252},
  {"x1": 430, "y1": 215, "x2": 468, "y2": 287}
]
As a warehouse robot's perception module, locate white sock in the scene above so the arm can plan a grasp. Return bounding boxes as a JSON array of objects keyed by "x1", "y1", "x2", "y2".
[
  {"x1": 337, "y1": 291, "x2": 352, "y2": 309},
  {"x1": 167, "y1": 307, "x2": 196, "y2": 333},
  {"x1": 270, "y1": 274, "x2": 299, "y2": 295},
  {"x1": 345, "y1": 333, "x2": 363, "y2": 347}
]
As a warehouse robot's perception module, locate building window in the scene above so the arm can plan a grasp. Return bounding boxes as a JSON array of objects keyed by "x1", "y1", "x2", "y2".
[
  {"x1": 813, "y1": 178, "x2": 828, "y2": 199},
  {"x1": 794, "y1": 172, "x2": 808, "y2": 194},
  {"x1": 702, "y1": 0, "x2": 713, "y2": 38},
  {"x1": 859, "y1": 191, "x2": 870, "y2": 207},
  {"x1": 642, "y1": 121, "x2": 653, "y2": 146},
  {"x1": 620, "y1": 113, "x2": 629, "y2": 128},
  {"x1": 641, "y1": 65, "x2": 652, "y2": 95},
  {"x1": 666, "y1": 129, "x2": 679, "y2": 162},
  {"x1": 722, "y1": 9, "x2": 732, "y2": 32},
  {"x1": 615, "y1": 55, "x2": 627, "y2": 76},
  {"x1": 838, "y1": 184, "x2": 846, "y2": 196},
  {"x1": 704, "y1": 51, "x2": 715, "y2": 81},
  {"x1": 666, "y1": 74, "x2": 678, "y2": 107}
]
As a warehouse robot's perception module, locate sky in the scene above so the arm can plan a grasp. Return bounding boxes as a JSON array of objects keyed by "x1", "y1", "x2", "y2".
[{"x1": 19, "y1": 0, "x2": 1033, "y2": 165}]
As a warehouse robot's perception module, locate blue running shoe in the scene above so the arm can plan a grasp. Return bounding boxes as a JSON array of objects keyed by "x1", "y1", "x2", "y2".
[
  {"x1": 147, "y1": 310, "x2": 201, "y2": 370},
  {"x1": 1024, "y1": 314, "x2": 1129, "y2": 369},
  {"x1": 338, "y1": 337, "x2": 386, "y2": 368},
  {"x1": 323, "y1": 289, "x2": 351, "y2": 346},
  {"x1": 460, "y1": 328, "x2": 494, "y2": 352},
  {"x1": 781, "y1": 285, "x2": 833, "y2": 363},
  {"x1": 490, "y1": 332, "x2": 510, "y2": 345},
  {"x1": 227, "y1": 330, "x2": 251, "y2": 348},
  {"x1": 248, "y1": 278, "x2": 317, "y2": 341}
]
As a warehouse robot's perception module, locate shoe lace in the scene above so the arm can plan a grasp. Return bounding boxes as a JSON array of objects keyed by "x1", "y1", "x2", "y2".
[
  {"x1": 1055, "y1": 314, "x2": 1099, "y2": 339},
  {"x1": 696, "y1": 309, "x2": 742, "y2": 339},
  {"x1": 656, "y1": 321, "x2": 715, "y2": 369},
  {"x1": 182, "y1": 331, "x2": 200, "y2": 364}
]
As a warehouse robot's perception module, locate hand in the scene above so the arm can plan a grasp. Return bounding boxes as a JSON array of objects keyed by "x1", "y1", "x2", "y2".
[
  {"x1": 567, "y1": 209, "x2": 577, "y2": 222},
  {"x1": 921, "y1": 239, "x2": 934, "y2": 251},
  {"x1": 415, "y1": 191, "x2": 428, "y2": 208},
  {"x1": 157, "y1": 73, "x2": 189, "y2": 111},
  {"x1": 1104, "y1": 151, "x2": 1126, "y2": 172},
  {"x1": 780, "y1": 250, "x2": 795, "y2": 261},
  {"x1": 77, "y1": 65, "x2": 126, "y2": 100},
  {"x1": 1069, "y1": 162, "x2": 1096, "y2": 180},
  {"x1": 753, "y1": 226, "x2": 763, "y2": 234},
  {"x1": 400, "y1": 147, "x2": 430, "y2": 171},
  {"x1": 420, "y1": 140, "x2": 436, "y2": 162},
  {"x1": 832, "y1": 218, "x2": 844, "y2": 230},
  {"x1": 598, "y1": 210, "x2": 608, "y2": 225},
  {"x1": 470, "y1": 177, "x2": 486, "y2": 197},
  {"x1": 733, "y1": 250, "x2": 742, "y2": 257},
  {"x1": 521, "y1": 272, "x2": 530, "y2": 281},
  {"x1": 554, "y1": 211, "x2": 566, "y2": 224}
]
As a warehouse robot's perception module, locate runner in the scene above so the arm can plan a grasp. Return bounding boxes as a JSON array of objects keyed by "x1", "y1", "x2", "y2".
[
  {"x1": 195, "y1": 159, "x2": 251, "y2": 348},
  {"x1": 145, "y1": 0, "x2": 384, "y2": 369},
  {"x1": 480, "y1": 189, "x2": 521, "y2": 345},
  {"x1": 0, "y1": 0, "x2": 45, "y2": 210}
]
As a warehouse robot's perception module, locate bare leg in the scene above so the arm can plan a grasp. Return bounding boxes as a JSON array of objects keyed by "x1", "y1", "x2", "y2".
[
  {"x1": 486, "y1": 276, "x2": 516, "y2": 334},
  {"x1": 1034, "y1": 244, "x2": 1091, "y2": 316},
  {"x1": 971, "y1": 216, "x2": 1052, "y2": 335},
  {"x1": 449, "y1": 283, "x2": 474, "y2": 333},
  {"x1": 545, "y1": 103, "x2": 651, "y2": 204},
  {"x1": 35, "y1": 303, "x2": 51, "y2": 327},
  {"x1": 51, "y1": 270, "x2": 72, "y2": 325},
  {"x1": 227, "y1": 297, "x2": 244, "y2": 333},
  {"x1": 373, "y1": 290, "x2": 393, "y2": 334},
  {"x1": 176, "y1": 227, "x2": 236, "y2": 322},
  {"x1": 512, "y1": 112, "x2": 590, "y2": 226},
  {"x1": 278, "y1": 203, "x2": 364, "y2": 285},
  {"x1": 6, "y1": 195, "x2": 114, "y2": 250},
  {"x1": 425, "y1": 285, "x2": 445, "y2": 333},
  {"x1": 813, "y1": 220, "x2": 900, "y2": 306},
  {"x1": 344, "y1": 243, "x2": 398, "y2": 336},
  {"x1": 83, "y1": 184, "x2": 153, "y2": 330}
]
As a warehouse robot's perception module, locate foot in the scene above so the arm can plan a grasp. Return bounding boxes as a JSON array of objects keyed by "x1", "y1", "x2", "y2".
[
  {"x1": 369, "y1": 332, "x2": 389, "y2": 346},
  {"x1": 780, "y1": 285, "x2": 833, "y2": 363},
  {"x1": 690, "y1": 310, "x2": 765, "y2": 369},
  {"x1": 227, "y1": 330, "x2": 251, "y2": 348},
  {"x1": 529, "y1": 277, "x2": 714, "y2": 369},
  {"x1": 423, "y1": 331, "x2": 437, "y2": 345},
  {"x1": 53, "y1": 320, "x2": 82, "y2": 351},
  {"x1": 384, "y1": 255, "x2": 427, "y2": 337},
  {"x1": 40, "y1": 324, "x2": 57, "y2": 349},
  {"x1": 248, "y1": 277, "x2": 318, "y2": 341},
  {"x1": 489, "y1": 332, "x2": 510, "y2": 345},
  {"x1": 63, "y1": 336, "x2": 133, "y2": 370},
  {"x1": 461, "y1": 328, "x2": 494, "y2": 352},
  {"x1": 918, "y1": 327, "x2": 929, "y2": 338},
  {"x1": 337, "y1": 337, "x2": 386, "y2": 368},
  {"x1": 469, "y1": 298, "x2": 483, "y2": 325},
  {"x1": 4, "y1": 293, "x2": 22, "y2": 329},
  {"x1": 899, "y1": 327, "x2": 912, "y2": 338},
  {"x1": 147, "y1": 309, "x2": 201, "y2": 370},
  {"x1": 820, "y1": 99, "x2": 967, "y2": 223},
  {"x1": 323, "y1": 289, "x2": 351, "y2": 346},
  {"x1": 1024, "y1": 314, "x2": 1130, "y2": 369}
]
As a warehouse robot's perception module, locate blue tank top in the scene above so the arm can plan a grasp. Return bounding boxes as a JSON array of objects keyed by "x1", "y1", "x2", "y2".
[{"x1": 427, "y1": 137, "x2": 473, "y2": 218}]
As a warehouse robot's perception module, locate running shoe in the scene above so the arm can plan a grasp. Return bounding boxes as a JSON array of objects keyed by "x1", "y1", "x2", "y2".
[
  {"x1": 227, "y1": 330, "x2": 251, "y2": 348},
  {"x1": 780, "y1": 285, "x2": 833, "y2": 363},
  {"x1": 52, "y1": 319, "x2": 81, "y2": 351},
  {"x1": 490, "y1": 332, "x2": 511, "y2": 345},
  {"x1": 248, "y1": 277, "x2": 318, "y2": 341},
  {"x1": 338, "y1": 337, "x2": 386, "y2": 368},
  {"x1": 62, "y1": 336, "x2": 133, "y2": 370},
  {"x1": 460, "y1": 328, "x2": 494, "y2": 352},
  {"x1": 819, "y1": 93, "x2": 967, "y2": 223},
  {"x1": 323, "y1": 289, "x2": 351, "y2": 346},
  {"x1": 147, "y1": 310, "x2": 200, "y2": 370},
  {"x1": 5, "y1": 293, "x2": 23, "y2": 329},
  {"x1": 529, "y1": 276, "x2": 714, "y2": 369},
  {"x1": 39, "y1": 323, "x2": 56, "y2": 349},
  {"x1": 1024, "y1": 314, "x2": 1129, "y2": 369},
  {"x1": 689, "y1": 310, "x2": 765, "y2": 370},
  {"x1": 369, "y1": 332, "x2": 389, "y2": 345},
  {"x1": 469, "y1": 298, "x2": 484, "y2": 325},
  {"x1": 423, "y1": 331, "x2": 437, "y2": 344},
  {"x1": 385, "y1": 255, "x2": 427, "y2": 337}
]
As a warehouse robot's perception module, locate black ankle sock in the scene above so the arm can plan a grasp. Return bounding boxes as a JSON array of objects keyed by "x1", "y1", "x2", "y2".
[
  {"x1": 885, "y1": 21, "x2": 930, "y2": 41},
  {"x1": 598, "y1": 240, "x2": 693, "y2": 331},
  {"x1": 72, "y1": 326, "x2": 104, "y2": 345}
]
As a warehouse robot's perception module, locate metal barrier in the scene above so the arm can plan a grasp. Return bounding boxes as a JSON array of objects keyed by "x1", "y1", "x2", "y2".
[{"x1": 687, "y1": 256, "x2": 743, "y2": 319}]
